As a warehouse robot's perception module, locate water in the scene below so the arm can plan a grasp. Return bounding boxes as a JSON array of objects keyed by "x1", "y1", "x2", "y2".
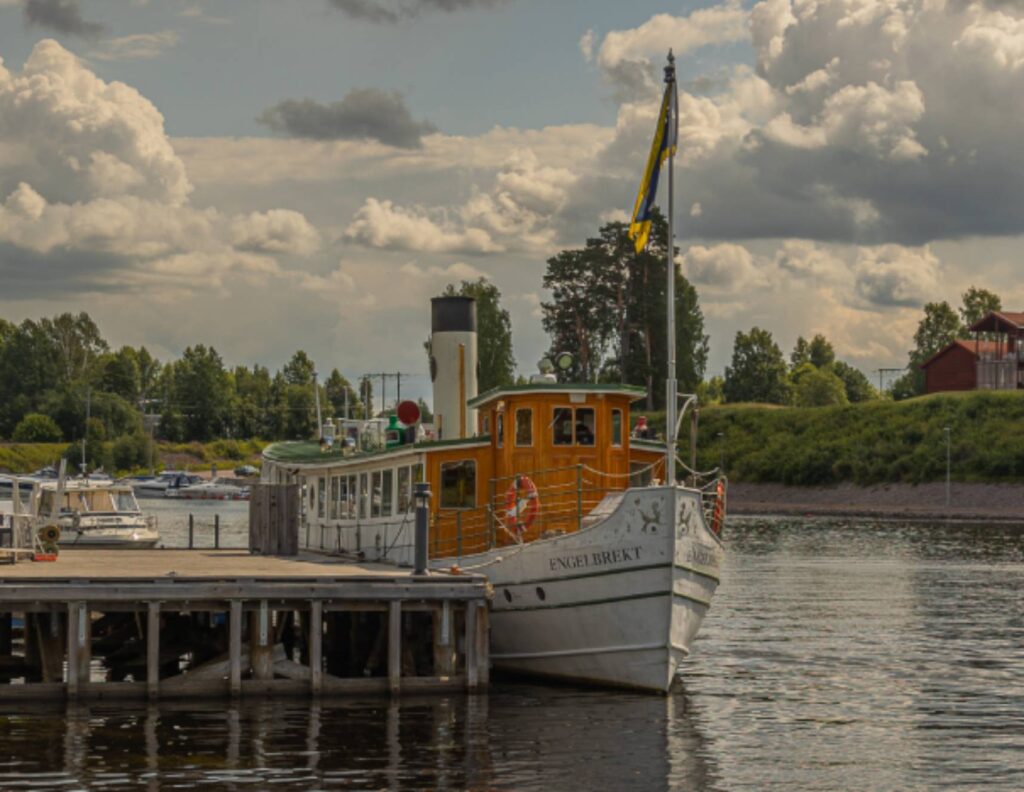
[
  {"x1": 2, "y1": 515, "x2": 1024, "y2": 790},
  {"x1": 143, "y1": 498, "x2": 249, "y2": 548}
]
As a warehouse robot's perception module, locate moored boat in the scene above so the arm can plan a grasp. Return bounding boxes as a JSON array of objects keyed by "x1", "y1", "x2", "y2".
[
  {"x1": 261, "y1": 296, "x2": 726, "y2": 693},
  {"x1": 0, "y1": 475, "x2": 160, "y2": 548},
  {"x1": 169, "y1": 478, "x2": 250, "y2": 501}
]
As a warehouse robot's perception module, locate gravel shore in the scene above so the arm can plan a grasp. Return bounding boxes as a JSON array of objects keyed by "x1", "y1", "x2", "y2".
[{"x1": 727, "y1": 481, "x2": 1024, "y2": 522}]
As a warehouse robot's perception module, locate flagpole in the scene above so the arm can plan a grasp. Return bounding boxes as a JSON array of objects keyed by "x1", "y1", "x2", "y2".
[{"x1": 664, "y1": 50, "x2": 677, "y2": 486}]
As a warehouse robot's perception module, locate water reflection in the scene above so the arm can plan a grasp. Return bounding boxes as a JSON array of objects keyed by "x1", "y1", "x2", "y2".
[{"x1": 0, "y1": 686, "x2": 718, "y2": 791}]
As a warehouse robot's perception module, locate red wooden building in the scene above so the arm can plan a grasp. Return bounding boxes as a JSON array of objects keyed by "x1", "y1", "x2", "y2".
[{"x1": 920, "y1": 311, "x2": 1024, "y2": 393}]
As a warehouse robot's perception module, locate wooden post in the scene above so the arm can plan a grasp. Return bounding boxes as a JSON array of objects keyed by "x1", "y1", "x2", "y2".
[
  {"x1": 433, "y1": 601, "x2": 455, "y2": 676},
  {"x1": 465, "y1": 603, "x2": 478, "y2": 690},
  {"x1": 309, "y1": 600, "x2": 322, "y2": 696},
  {"x1": 37, "y1": 612, "x2": 64, "y2": 683},
  {"x1": 251, "y1": 601, "x2": 273, "y2": 680},
  {"x1": 475, "y1": 604, "x2": 489, "y2": 687},
  {"x1": 229, "y1": 600, "x2": 242, "y2": 696},
  {"x1": 66, "y1": 602, "x2": 89, "y2": 698},
  {"x1": 66, "y1": 605, "x2": 78, "y2": 699},
  {"x1": 388, "y1": 600, "x2": 401, "y2": 696},
  {"x1": 147, "y1": 601, "x2": 160, "y2": 700}
]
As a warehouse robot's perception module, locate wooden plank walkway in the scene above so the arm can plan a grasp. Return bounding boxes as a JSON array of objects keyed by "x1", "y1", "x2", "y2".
[{"x1": 0, "y1": 550, "x2": 490, "y2": 701}]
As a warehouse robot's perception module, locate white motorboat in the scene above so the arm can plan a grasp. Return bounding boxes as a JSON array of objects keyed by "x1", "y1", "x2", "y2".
[
  {"x1": 131, "y1": 471, "x2": 202, "y2": 498},
  {"x1": 168, "y1": 477, "x2": 250, "y2": 501},
  {"x1": 0, "y1": 475, "x2": 160, "y2": 548}
]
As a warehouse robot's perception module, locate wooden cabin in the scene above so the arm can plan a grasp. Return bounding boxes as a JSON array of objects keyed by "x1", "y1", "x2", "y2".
[
  {"x1": 921, "y1": 311, "x2": 1024, "y2": 393},
  {"x1": 262, "y1": 383, "x2": 667, "y2": 561}
]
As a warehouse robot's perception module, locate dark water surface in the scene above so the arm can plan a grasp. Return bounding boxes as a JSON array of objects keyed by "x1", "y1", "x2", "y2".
[{"x1": 2, "y1": 517, "x2": 1024, "y2": 790}]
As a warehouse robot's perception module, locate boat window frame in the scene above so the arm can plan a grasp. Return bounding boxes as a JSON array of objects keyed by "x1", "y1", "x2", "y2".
[
  {"x1": 515, "y1": 408, "x2": 533, "y2": 447},
  {"x1": 358, "y1": 473, "x2": 368, "y2": 519},
  {"x1": 330, "y1": 475, "x2": 340, "y2": 520},
  {"x1": 611, "y1": 409, "x2": 623, "y2": 447},
  {"x1": 496, "y1": 412, "x2": 504, "y2": 449},
  {"x1": 575, "y1": 407, "x2": 596, "y2": 447},
  {"x1": 439, "y1": 458, "x2": 477, "y2": 510},
  {"x1": 371, "y1": 470, "x2": 383, "y2": 518},
  {"x1": 398, "y1": 466, "x2": 412, "y2": 513},
  {"x1": 317, "y1": 476, "x2": 327, "y2": 519},
  {"x1": 552, "y1": 406, "x2": 574, "y2": 446},
  {"x1": 381, "y1": 468, "x2": 394, "y2": 517},
  {"x1": 346, "y1": 474, "x2": 358, "y2": 519}
]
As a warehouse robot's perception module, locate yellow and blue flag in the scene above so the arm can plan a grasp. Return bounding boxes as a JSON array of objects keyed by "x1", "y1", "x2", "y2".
[{"x1": 628, "y1": 83, "x2": 677, "y2": 254}]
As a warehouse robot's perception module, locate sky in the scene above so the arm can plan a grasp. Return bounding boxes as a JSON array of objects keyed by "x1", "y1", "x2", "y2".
[{"x1": 1, "y1": 0, "x2": 1023, "y2": 405}]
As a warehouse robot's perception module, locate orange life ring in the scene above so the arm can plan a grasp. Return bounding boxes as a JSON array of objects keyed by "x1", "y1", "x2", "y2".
[
  {"x1": 504, "y1": 475, "x2": 540, "y2": 532},
  {"x1": 711, "y1": 479, "x2": 726, "y2": 535}
]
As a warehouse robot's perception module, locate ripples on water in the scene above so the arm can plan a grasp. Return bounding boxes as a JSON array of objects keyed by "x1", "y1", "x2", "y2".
[{"x1": 1, "y1": 516, "x2": 1022, "y2": 790}]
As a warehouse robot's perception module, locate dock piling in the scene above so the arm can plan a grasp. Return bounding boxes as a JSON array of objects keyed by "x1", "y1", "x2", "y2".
[
  {"x1": 188, "y1": 514, "x2": 194, "y2": 549},
  {"x1": 146, "y1": 601, "x2": 159, "y2": 700},
  {"x1": 309, "y1": 600, "x2": 322, "y2": 696},
  {"x1": 229, "y1": 600, "x2": 242, "y2": 696},
  {"x1": 388, "y1": 601, "x2": 402, "y2": 696}
]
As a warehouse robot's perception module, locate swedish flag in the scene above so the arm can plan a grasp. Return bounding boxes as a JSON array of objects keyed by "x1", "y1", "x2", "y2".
[{"x1": 628, "y1": 83, "x2": 677, "y2": 254}]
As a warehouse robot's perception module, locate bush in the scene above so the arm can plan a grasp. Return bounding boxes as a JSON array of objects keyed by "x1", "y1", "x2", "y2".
[
  {"x1": 112, "y1": 432, "x2": 154, "y2": 472},
  {"x1": 12, "y1": 413, "x2": 63, "y2": 443}
]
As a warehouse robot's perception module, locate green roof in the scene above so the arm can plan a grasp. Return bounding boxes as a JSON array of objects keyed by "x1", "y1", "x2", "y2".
[
  {"x1": 467, "y1": 383, "x2": 647, "y2": 408},
  {"x1": 263, "y1": 435, "x2": 490, "y2": 466}
]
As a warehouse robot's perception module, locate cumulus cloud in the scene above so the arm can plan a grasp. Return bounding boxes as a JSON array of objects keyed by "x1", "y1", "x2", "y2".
[
  {"x1": 586, "y1": 0, "x2": 1024, "y2": 245},
  {"x1": 327, "y1": 0, "x2": 508, "y2": 23},
  {"x1": 595, "y1": 2, "x2": 747, "y2": 92},
  {"x1": 257, "y1": 89, "x2": 437, "y2": 148},
  {"x1": 346, "y1": 149, "x2": 572, "y2": 254},
  {"x1": 682, "y1": 243, "x2": 773, "y2": 296},
  {"x1": 23, "y1": 0, "x2": 101, "y2": 36},
  {"x1": 854, "y1": 244, "x2": 941, "y2": 307},
  {"x1": 230, "y1": 209, "x2": 321, "y2": 256},
  {"x1": 0, "y1": 39, "x2": 318, "y2": 295},
  {"x1": 89, "y1": 31, "x2": 180, "y2": 62}
]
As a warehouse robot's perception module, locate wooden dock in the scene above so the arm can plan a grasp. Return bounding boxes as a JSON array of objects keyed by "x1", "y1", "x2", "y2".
[{"x1": 0, "y1": 549, "x2": 490, "y2": 701}]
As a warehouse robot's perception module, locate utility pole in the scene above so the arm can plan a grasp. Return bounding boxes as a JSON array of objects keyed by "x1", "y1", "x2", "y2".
[
  {"x1": 944, "y1": 426, "x2": 951, "y2": 508},
  {"x1": 81, "y1": 387, "x2": 91, "y2": 475}
]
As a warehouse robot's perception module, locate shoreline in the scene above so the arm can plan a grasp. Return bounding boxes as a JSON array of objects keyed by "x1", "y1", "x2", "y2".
[{"x1": 725, "y1": 481, "x2": 1024, "y2": 523}]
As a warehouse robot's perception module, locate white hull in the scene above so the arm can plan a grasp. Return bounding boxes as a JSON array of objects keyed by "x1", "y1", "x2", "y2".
[
  {"x1": 58, "y1": 527, "x2": 160, "y2": 548},
  {"x1": 432, "y1": 485, "x2": 723, "y2": 692}
]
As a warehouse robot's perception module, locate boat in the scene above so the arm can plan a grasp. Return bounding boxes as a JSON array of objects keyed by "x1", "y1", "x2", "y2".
[
  {"x1": 131, "y1": 471, "x2": 202, "y2": 498},
  {"x1": 261, "y1": 56, "x2": 722, "y2": 692},
  {"x1": 168, "y1": 477, "x2": 250, "y2": 501},
  {"x1": 0, "y1": 474, "x2": 160, "y2": 548},
  {"x1": 261, "y1": 297, "x2": 726, "y2": 693}
]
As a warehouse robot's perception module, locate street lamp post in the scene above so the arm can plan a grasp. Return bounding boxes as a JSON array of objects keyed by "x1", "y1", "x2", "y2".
[
  {"x1": 413, "y1": 482, "x2": 432, "y2": 576},
  {"x1": 943, "y1": 426, "x2": 951, "y2": 508}
]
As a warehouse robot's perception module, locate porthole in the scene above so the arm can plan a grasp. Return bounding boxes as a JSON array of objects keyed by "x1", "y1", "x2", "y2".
[{"x1": 535, "y1": 586, "x2": 546, "y2": 601}]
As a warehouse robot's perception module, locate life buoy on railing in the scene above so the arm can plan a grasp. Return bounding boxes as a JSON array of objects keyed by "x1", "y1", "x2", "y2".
[
  {"x1": 504, "y1": 475, "x2": 540, "y2": 533},
  {"x1": 711, "y1": 479, "x2": 726, "y2": 535}
]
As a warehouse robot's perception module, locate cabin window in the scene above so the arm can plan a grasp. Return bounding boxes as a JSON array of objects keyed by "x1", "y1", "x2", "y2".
[
  {"x1": 481, "y1": 414, "x2": 490, "y2": 434},
  {"x1": 496, "y1": 412, "x2": 504, "y2": 448},
  {"x1": 576, "y1": 408, "x2": 596, "y2": 446},
  {"x1": 382, "y1": 469, "x2": 394, "y2": 517},
  {"x1": 398, "y1": 466, "x2": 412, "y2": 513},
  {"x1": 440, "y1": 460, "x2": 476, "y2": 509},
  {"x1": 115, "y1": 491, "x2": 137, "y2": 512},
  {"x1": 317, "y1": 477, "x2": 327, "y2": 518},
  {"x1": 359, "y1": 473, "x2": 368, "y2": 519},
  {"x1": 371, "y1": 471, "x2": 383, "y2": 518},
  {"x1": 611, "y1": 409, "x2": 623, "y2": 447},
  {"x1": 515, "y1": 408, "x2": 533, "y2": 446},
  {"x1": 347, "y1": 475, "x2": 357, "y2": 518},
  {"x1": 330, "y1": 475, "x2": 340, "y2": 519},
  {"x1": 553, "y1": 407, "x2": 574, "y2": 446}
]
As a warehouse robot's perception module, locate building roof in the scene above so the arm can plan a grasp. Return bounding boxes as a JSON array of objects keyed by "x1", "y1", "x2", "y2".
[
  {"x1": 467, "y1": 383, "x2": 647, "y2": 409},
  {"x1": 969, "y1": 311, "x2": 1024, "y2": 333},
  {"x1": 919, "y1": 339, "x2": 1002, "y2": 369}
]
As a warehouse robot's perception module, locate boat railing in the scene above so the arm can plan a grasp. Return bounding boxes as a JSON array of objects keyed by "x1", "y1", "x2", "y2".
[{"x1": 429, "y1": 463, "x2": 651, "y2": 560}]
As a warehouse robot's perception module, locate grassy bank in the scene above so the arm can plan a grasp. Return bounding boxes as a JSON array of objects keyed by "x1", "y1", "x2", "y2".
[
  {"x1": 0, "y1": 439, "x2": 265, "y2": 476},
  {"x1": 687, "y1": 391, "x2": 1024, "y2": 486}
]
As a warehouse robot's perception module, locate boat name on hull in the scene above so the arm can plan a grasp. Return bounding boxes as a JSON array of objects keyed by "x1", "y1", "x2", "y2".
[{"x1": 549, "y1": 545, "x2": 642, "y2": 572}]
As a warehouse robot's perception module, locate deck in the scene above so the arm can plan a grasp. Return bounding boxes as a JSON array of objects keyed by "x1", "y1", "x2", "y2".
[{"x1": 0, "y1": 549, "x2": 491, "y2": 701}]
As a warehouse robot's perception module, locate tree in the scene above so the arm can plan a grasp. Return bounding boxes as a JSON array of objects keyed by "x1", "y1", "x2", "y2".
[
  {"x1": 283, "y1": 350, "x2": 316, "y2": 386},
  {"x1": 794, "y1": 367, "x2": 849, "y2": 407},
  {"x1": 101, "y1": 347, "x2": 142, "y2": 403},
  {"x1": 441, "y1": 279, "x2": 516, "y2": 392},
  {"x1": 39, "y1": 312, "x2": 108, "y2": 386},
  {"x1": 832, "y1": 361, "x2": 876, "y2": 402},
  {"x1": 791, "y1": 334, "x2": 835, "y2": 369},
  {"x1": 723, "y1": 327, "x2": 790, "y2": 404},
  {"x1": 173, "y1": 345, "x2": 232, "y2": 441},
  {"x1": 324, "y1": 369, "x2": 360, "y2": 419},
  {"x1": 959, "y1": 286, "x2": 1001, "y2": 330},
  {"x1": 541, "y1": 209, "x2": 708, "y2": 407},
  {"x1": 696, "y1": 375, "x2": 724, "y2": 405},
  {"x1": 12, "y1": 413, "x2": 63, "y2": 443}
]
